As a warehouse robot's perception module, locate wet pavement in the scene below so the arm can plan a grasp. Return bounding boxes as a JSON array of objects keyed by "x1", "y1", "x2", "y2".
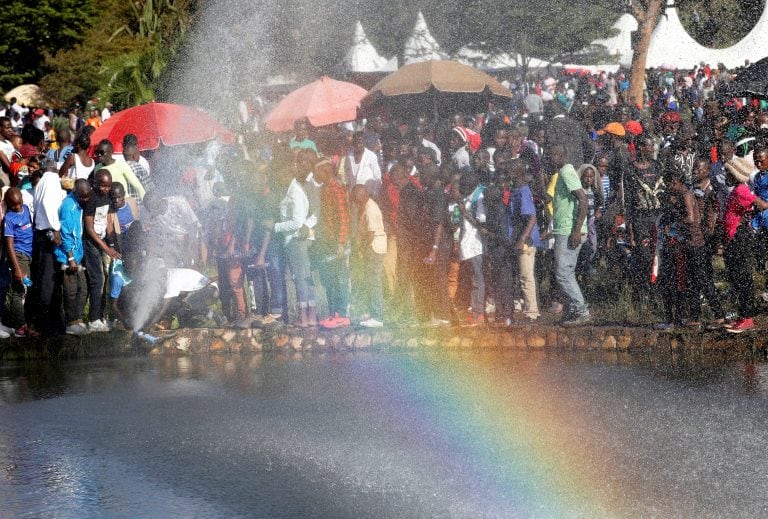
[{"x1": 1, "y1": 350, "x2": 768, "y2": 518}]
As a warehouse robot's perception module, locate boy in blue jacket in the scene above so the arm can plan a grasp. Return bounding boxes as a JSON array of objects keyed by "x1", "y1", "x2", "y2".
[{"x1": 56, "y1": 179, "x2": 91, "y2": 336}]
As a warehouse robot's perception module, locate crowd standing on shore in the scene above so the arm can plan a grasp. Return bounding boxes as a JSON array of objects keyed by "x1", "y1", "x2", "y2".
[{"x1": 1, "y1": 62, "x2": 767, "y2": 337}]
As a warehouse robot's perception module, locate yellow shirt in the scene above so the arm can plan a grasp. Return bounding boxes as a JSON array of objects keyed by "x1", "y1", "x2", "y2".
[{"x1": 360, "y1": 198, "x2": 387, "y2": 254}]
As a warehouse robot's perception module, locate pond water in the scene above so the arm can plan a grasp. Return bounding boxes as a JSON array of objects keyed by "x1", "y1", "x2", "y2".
[{"x1": 1, "y1": 350, "x2": 767, "y2": 518}]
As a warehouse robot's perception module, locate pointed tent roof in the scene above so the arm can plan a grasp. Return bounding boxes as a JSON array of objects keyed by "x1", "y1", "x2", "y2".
[
  {"x1": 590, "y1": 13, "x2": 638, "y2": 68},
  {"x1": 646, "y1": 0, "x2": 768, "y2": 69},
  {"x1": 403, "y1": 11, "x2": 447, "y2": 64},
  {"x1": 343, "y1": 21, "x2": 398, "y2": 73}
]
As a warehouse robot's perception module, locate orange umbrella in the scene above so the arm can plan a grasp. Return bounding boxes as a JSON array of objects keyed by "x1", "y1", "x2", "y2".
[{"x1": 265, "y1": 76, "x2": 368, "y2": 132}]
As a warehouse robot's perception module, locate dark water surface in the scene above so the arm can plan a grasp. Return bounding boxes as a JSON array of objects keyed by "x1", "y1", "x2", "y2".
[{"x1": 1, "y1": 350, "x2": 768, "y2": 518}]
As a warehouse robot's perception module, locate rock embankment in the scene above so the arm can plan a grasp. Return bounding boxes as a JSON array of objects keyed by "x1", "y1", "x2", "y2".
[{"x1": 0, "y1": 324, "x2": 761, "y2": 360}]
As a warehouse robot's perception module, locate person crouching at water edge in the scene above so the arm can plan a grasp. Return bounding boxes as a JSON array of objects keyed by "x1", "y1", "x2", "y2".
[
  {"x1": 110, "y1": 221, "x2": 224, "y2": 336},
  {"x1": 351, "y1": 185, "x2": 387, "y2": 328}
]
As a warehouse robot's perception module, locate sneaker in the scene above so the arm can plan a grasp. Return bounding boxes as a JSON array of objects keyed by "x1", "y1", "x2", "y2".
[
  {"x1": 334, "y1": 315, "x2": 351, "y2": 327},
  {"x1": 13, "y1": 325, "x2": 27, "y2": 338},
  {"x1": 0, "y1": 328, "x2": 9, "y2": 339},
  {"x1": 88, "y1": 319, "x2": 110, "y2": 332},
  {"x1": 320, "y1": 313, "x2": 348, "y2": 329},
  {"x1": 654, "y1": 322, "x2": 675, "y2": 331},
  {"x1": 65, "y1": 323, "x2": 88, "y2": 336},
  {"x1": 560, "y1": 313, "x2": 592, "y2": 327},
  {"x1": 428, "y1": 317, "x2": 451, "y2": 327},
  {"x1": 547, "y1": 302, "x2": 563, "y2": 314},
  {"x1": 359, "y1": 318, "x2": 384, "y2": 328},
  {"x1": 252, "y1": 313, "x2": 282, "y2": 328},
  {"x1": 464, "y1": 314, "x2": 486, "y2": 327},
  {"x1": 726, "y1": 317, "x2": 755, "y2": 334},
  {"x1": 260, "y1": 313, "x2": 282, "y2": 325}
]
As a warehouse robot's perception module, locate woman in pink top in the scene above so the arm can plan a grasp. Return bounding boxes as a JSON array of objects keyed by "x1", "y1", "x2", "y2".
[{"x1": 722, "y1": 147, "x2": 768, "y2": 333}]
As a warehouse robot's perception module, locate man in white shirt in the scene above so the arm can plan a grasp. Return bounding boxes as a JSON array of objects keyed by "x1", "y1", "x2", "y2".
[
  {"x1": 416, "y1": 125, "x2": 441, "y2": 165},
  {"x1": 32, "y1": 159, "x2": 66, "y2": 335},
  {"x1": 101, "y1": 103, "x2": 112, "y2": 122},
  {"x1": 0, "y1": 117, "x2": 15, "y2": 184},
  {"x1": 451, "y1": 172, "x2": 486, "y2": 325},
  {"x1": 344, "y1": 132, "x2": 382, "y2": 197},
  {"x1": 449, "y1": 127, "x2": 471, "y2": 171},
  {"x1": 33, "y1": 109, "x2": 50, "y2": 131}
]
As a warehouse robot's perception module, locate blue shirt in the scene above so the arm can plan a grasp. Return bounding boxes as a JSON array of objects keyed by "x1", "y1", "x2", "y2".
[
  {"x1": 55, "y1": 193, "x2": 83, "y2": 264},
  {"x1": 508, "y1": 185, "x2": 541, "y2": 248},
  {"x1": 4, "y1": 205, "x2": 33, "y2": 257},
  {"x1": 753, "y1": 170, "x2": 768, "y2": 200}
]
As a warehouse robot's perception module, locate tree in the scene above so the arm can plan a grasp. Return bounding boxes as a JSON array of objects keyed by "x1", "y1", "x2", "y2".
[
  {"x1": 678, "y1": 0, "x2": 765, "y2": 48},
  {"x1": 0, "y1": 0, "x2": 95, "y2": 92},
  {"x1": 627, "y1": 0, "x2": 665, "y2": 108}
]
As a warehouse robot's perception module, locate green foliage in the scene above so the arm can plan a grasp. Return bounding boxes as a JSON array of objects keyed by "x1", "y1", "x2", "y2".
[
  {"x1": 0, "y1": 0, "x2": 96, "y2": 92},
  {"x1": 40, "y1": 0, "x2": 194, "y2": 107},
  {"x1": 97, "y1": 48, "x2": 167, "y2": 108},
  {"x1": 50, "y1": 116, "x2": 69, "y2": 136},
  {"x1": 678, "y1": 0, "x2": 765, "y2": 48}
]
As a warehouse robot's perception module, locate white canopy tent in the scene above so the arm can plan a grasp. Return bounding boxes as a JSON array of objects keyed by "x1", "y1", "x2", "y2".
[
  {"x1": 403, "y1": 11, "x2": 448, "y2": 64},
  {"x1": 453, "y1": 44, "x2": 555, "y2": 70},
  {"x1": 343, "y1": 21, "x2": 398, "y2": 73},
  {"x1": 590, "y1": 13, "x2": 637, "y2": 68},
  {"x1": 646, "y1": 0, "x2": 768, "y2": 69}
]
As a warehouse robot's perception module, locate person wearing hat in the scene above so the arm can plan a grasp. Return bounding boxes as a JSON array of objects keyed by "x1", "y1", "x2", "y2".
[
  {"x1": 449, "y1": 127, "x2": 471, "y2": 171},
  {"x1": 720, "y1": 144, "x2": 768, "y2": 333},
  {"x1": 32, "y1": 108, "x2": 49, "y2": 132},
  {"x1": 596, "y1": 121, "x2": 631, "y2": 199}
]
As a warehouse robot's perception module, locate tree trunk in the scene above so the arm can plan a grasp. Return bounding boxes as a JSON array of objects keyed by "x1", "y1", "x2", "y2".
[{"x1": 628, "y1": 0, "x2": 664, "y2": 108}]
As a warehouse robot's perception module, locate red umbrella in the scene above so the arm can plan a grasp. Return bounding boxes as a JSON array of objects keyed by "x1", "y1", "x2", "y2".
[
  {"x1": 265, "y1": 76, "x2": 367, "y2": 132},
  {"x1": 90, "y1": 101, "x2": 234, "y2": 152}
]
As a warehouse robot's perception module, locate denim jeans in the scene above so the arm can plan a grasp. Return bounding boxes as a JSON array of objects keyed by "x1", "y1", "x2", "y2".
[
  {"x1": 463, "y1": 255, "x2": 485, "y2": 316},
  {"x1": 554, "y1": 234, "x2": 588, "y2": 317},
  {"x1": 314, "y1": 244, "x2": 350, "y2": 318},
  {"x1": 285, "y1": 239, "x2": 315, "y2": 309},
  {"x1": 247, "y1": 249, "x2": 285, "y2": 316}
]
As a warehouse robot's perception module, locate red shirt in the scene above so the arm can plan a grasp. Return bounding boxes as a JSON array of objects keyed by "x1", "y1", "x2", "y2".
[{"x1": 723, "y1": 183, "x2": 756, "y2": 242}]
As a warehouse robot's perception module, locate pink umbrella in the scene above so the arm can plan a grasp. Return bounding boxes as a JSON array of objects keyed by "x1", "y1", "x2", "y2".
[{"x1": 265, "y1": 76, "x2": 367, "y2": 132}]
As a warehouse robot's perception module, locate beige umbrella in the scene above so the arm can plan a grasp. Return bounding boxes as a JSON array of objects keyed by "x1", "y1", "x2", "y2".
[
  {"x1": 363, "y1": 60, "x2": 511, "y2": 119},
  {"x1": 3, "y1": 84, "x2": 60, "y2": 108}
]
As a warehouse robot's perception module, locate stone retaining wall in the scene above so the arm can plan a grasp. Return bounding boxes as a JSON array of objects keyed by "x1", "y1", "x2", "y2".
[{"x1": 1, "y1": 324, "x2": 760, "y2": 360}]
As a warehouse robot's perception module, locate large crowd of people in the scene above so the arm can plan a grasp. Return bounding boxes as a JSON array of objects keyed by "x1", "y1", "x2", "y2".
[{"x1": 0, "y1": 61, "x2": 767, "y2": 338}]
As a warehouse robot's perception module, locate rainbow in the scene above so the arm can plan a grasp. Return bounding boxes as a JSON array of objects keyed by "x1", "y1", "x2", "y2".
[{"x1": 354, "y1": 350, "x2": 630, "y2": 516}]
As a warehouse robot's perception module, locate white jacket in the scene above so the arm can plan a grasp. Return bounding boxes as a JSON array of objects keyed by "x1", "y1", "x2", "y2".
[{"x1": 274, "y1": 178, "x2": 317, "y2": 244}]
